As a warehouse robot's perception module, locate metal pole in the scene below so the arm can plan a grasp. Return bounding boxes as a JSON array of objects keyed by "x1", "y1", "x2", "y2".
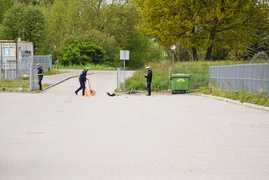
[
  {"x1": 265, "y1": 63, "x2": 269, "y2": 96},
  {"x1": 29, "y1": 56, "x2": 31, "y2": 90},
  {"x1": 21, "y1": 72, "x2": 22, "y2": 87},
  {"x1": 169, "y1": 66, "x2": 171, "y2": 90},
  {"x1": 117, "y1": 67, "x2": 121, "y2": 91},
  {"x1": 50, "y1": 55, "x2": 52, "y2": 71},
  {"x1": 124, "y1": 59, "x2": 125, "y2": 90},
  {"x1": 0, "y1": 59, "x2": 1, "y2": 80},
  {"x1": 117, "y1": 67, "x2": 119, "y2": 91},
  {"x1": 177, "y1": 47, "x2": 179, "y2": 61},
  {"x1": 57, "y1": 57, "x2": 59, "y2": 71},
  {"x1": 5, "y1": 60, "x2": 7, "y2": 79},
  {"x1": 172, "y1": 53, "x2": 174, "y2": 63}
]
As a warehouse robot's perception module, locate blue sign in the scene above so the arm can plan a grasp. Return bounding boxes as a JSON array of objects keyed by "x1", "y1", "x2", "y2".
[{"x1": 4, "y1": 49, "x2": 10, "y2": 56}]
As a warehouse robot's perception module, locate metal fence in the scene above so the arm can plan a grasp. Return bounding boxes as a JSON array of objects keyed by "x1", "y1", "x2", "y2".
[
  {"x1": 209, "y1": 63, "x2": 269, "y2": 95},
  {"x1": 33, "y1": 55, "x2": 52, "y2": 72},
  {"x1": 0, "y1": 55, "x2": 52, "y2": 90}
]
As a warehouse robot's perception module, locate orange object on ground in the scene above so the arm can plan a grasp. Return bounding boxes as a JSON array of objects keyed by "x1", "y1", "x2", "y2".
[{"x1": 84, "y1": 87, "x2": 90, "y2": 97}]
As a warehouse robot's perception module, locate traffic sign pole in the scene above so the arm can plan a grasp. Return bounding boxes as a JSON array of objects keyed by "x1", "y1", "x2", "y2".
[
  {"x1": 170, "y1": 45, "x2": 176, "y2": 63},
  {"x1": 120, "y1": 50, "x2": 129, "y2": 90},
  {"x1": 124, "y1": 58, "x2": 125, "y2": 90}
]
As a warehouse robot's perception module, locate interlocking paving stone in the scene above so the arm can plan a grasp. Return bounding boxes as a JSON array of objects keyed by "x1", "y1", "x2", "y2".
[{"x1": 1, "y1": 71, "x2": 268, "y2": 180}]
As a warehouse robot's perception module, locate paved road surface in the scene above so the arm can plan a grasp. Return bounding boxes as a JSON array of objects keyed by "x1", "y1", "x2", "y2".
[{"x1": 1, "y1": 71, "x2": 269, "y2": 180}]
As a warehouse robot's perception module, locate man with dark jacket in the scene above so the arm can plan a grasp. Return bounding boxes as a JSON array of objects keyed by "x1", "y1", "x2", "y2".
[
  {"x1": 37, "y1": 63, "x2": 43, "y2": 91},
  {"x1": 144, "y1": 66, "x2": 153, "y2": 96},
  {"x1": 75, "y1": 67, "x2": 89, "y2": 96}
]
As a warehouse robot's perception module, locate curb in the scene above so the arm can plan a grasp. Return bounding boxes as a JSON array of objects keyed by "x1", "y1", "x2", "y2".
[
  {"x1": 200, "y1": 94, "x2": 269, "y2": 112},
  {"x1": 40, "y1": 75, "x2": 79, "y2": 92},
  {"x1": 41, "y1": 72, "x2": 95, "y2": 92}
]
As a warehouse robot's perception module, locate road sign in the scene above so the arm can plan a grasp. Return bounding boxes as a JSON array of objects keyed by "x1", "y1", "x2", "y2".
[
  {"x1": 120, "y1": 50, "x2": 130, "y2": 90},
  {"x1": 120, "y1": 50, "x2": 129, "y2": 60},
  {"x1": 171, "y1": 45, "x2": 176, "y2": 50}
]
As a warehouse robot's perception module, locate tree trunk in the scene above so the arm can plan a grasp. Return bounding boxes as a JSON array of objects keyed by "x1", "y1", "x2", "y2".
[
  {"x1": 205, "y1": 45, "x2": 213, "y2": 60},
  {"x1": 192, "y1": 47, "x2": 198, "y2": 61}
]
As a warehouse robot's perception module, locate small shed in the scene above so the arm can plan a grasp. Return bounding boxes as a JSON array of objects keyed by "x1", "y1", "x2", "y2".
[{"x1": 0, "y1": 40, "x2": 34, "y2": 79}]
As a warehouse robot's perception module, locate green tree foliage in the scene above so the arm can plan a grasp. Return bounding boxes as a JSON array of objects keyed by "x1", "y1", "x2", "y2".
[
  {"x1": 43, "y1": 0, "x2": 88, "y2": 46},
  {"x1": 201, "y1": 1, "x2": 269, "y2": 60},
  {"x1": 41, "y1": 0, "x2": 164, "y2": 68},
  {"x1": 243, "y1": 35, "x2": 269, "y2": 60},
  {"x1": 15, "y1": 0, "x2": 40, "y2": 5},
  {"x1": 0, "y1": 0, "x2": 14, "y2": 24},
  {"x1": 1, "y1": 4, "x2": 48, "y2": 54},
  {"x1": 59, "y1": 39, "x2": 108, "y2": 66},
  {"x1": 126, "y1": 37, "x2": 164, "y2": 69},
  {"x1": 132, "y1": 0, "x2": 269, "y2": 61},
  {"x1": 132, "y1": 0, "x2": 203, "y2": 61},
  {"x1": 14, "y1": 0, "x2": 55, "y2": 6}
]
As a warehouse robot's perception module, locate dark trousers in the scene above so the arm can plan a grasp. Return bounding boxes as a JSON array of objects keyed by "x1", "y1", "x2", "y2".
[
  {"x1": 38, "y1": 75, "x2": 43, "y2": 90},
  {"x1": 75, "y1": 79, "x2": 85, "y2": 95},
  {"x1": 147, "y1": 81, "x2": 151, "y2": 95}
]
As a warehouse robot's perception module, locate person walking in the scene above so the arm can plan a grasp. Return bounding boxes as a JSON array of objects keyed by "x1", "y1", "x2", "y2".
[
  {"x1": 75, "y1": 67, "x2": 89, "y2": 96},
  {"x1": 37, "y1": 63, "x2": 43, "y2": 91},
  {"x1": 144, "y1": 66, "x2": 153, "y2": 96}
]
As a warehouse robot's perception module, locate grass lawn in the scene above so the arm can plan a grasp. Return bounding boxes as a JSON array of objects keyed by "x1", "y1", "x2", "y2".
[
  {"x1": 125, "y1": 60, "x2": 269, "y2": 107},
  {"x1": 0, "y1": 70, "x2": 67, "y2": 91}
]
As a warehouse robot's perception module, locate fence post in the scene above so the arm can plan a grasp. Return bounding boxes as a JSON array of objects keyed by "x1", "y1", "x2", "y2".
[
  {"x1": 266, "y1": 63, "x2": 269, "y2": 96},
  {"x1": 5, "y1": 59, "x2": 7, "y2": 80},
  {"x1": 117, "y1": 67, "x2": 121, "y2": 91},
  {"x1": 29, "y1": 56, "x2": 32, "y2": 90},
  {"x1": 168, "y1": 66, "x2": 171, "y2": 90},
  {"x1": 50, "y1": 55, "x2": 52, "y2": 71},
  {"x1": 0, "y1": 58, "x2": 1, "y2": 80}
]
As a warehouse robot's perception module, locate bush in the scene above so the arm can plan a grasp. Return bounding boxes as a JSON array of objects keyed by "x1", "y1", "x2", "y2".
[
  {"x1": 252, "y1": 51, "x2": 269, "y2": 60},
  {"x1": 59, "y1": 39, "x2": 109, "y2": 66}
]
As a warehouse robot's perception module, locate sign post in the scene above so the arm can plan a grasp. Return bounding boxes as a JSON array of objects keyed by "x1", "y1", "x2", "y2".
[
  {"x1": 170, "y1": 45, "x2": 176, "y2": 63},
  {"x1": 120, "y1": 50, "x2": 129, "y2": 90}
]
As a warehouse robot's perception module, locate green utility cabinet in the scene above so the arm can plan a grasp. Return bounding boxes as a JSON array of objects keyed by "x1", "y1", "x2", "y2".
[{"x1": 171, "y1": 74, "x2": 190, "y2": 93}]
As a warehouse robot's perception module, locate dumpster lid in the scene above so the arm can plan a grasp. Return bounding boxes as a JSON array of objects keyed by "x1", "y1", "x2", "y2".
[{"x1": 171, "y1": 74, "x2": 190, "y2": 78}]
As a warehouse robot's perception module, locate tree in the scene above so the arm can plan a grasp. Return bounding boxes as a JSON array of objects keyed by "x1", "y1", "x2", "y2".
[
  {"x1": 243, "y1": 34, "x2": 269, "y2": 60},
  {"x1": 1, "y1": 4, "x2": 48, "y2": 54},
  {"x1": 132, "y1": 0, "x2": 269, "y2": 61},
  {"x1": 126, "y1": 36, "x2": 164, "y2": 69},
  {"x1": 200, "y1": 1, "x2": 269, "y2": 60},
  {"x1": 132, "y1": 0, "x2": 202, "y2": 61},
  {"x1": 40, "y1": 0, "x2": 164, "y2": 68},
  {"x1": 44, "y1": 0, "x2": 158, "y2": 67},
  {"x1": 0, "y1": 0, "x2": 14, "y2": 24},
  {"x1": 42, "y1": 0, "x2": 88, "y2": 50},
  {"x1": 15, "y1": 0, "x2": 40, "y2": 5}
]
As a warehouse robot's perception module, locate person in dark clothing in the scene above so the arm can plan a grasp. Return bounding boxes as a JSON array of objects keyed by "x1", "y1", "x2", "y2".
[
  {"x1": 37, "y1": 63, "x2": 43, "y2": 91},
  {"x1": 144, "y1": 66, "x2": 153, "y2": 96},
  {"x1": 75, "y1": 67, "x2": 89, "y2": 96}
]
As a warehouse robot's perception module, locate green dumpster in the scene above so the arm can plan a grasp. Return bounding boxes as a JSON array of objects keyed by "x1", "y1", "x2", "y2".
[{"x1": 171, "y1": 74, "x2": 190, "y2": 94}]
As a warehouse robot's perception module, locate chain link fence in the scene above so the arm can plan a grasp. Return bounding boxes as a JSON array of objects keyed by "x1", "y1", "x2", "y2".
[
  {"x1": 1, "y1": 55, "x2": 52, "y2": 90},
  {"x1": 209, "y1": 63, "x2": 269, "y2": 95}
]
